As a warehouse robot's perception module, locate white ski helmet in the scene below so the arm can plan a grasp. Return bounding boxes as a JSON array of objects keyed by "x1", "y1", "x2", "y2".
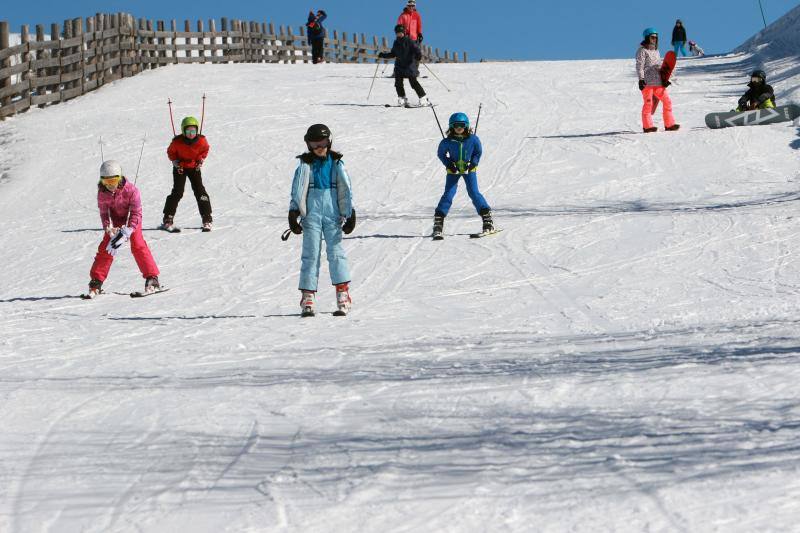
[{"x1": 100, "y1": 160, "x2": 123, "y2": 177}]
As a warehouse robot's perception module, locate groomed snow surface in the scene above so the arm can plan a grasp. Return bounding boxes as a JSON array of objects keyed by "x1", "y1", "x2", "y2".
[{"x1": 1, "y1": 46, "x2": 800, "y2": 532}]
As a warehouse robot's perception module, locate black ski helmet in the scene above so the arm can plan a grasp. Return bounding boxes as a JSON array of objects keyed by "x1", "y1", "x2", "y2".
[
  {"x1": 304, "y1": 123, "x2": 332, "y2": 148},
  {"x1": 751, "y1": 69, "x2": 767, "y2": 82}
]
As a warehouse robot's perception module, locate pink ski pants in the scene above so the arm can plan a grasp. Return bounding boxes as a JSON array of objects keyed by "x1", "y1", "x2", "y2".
[
  {"x1": 641, "y1": 86, "x2": 675, "y2": 129},
  {"x1": 90, "y1": 227, "x2": 159, "y2": 282}
]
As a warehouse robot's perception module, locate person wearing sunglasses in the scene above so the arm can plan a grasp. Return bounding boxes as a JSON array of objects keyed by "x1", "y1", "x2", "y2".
[
  {"x1": 162, "y1": 116, "x2": 213, "y2": 232},
  {"x1": 378, "y1": 24, "x2": 429, "y2": 108},
  {"x1": 636, "y1": 28, "x2": 680, "y2": 133},
  {"x1": 288, "y1": 124, "x2": 356, "y2": 317},
  {"x1": 85, "y1": 160, "x2": 161, "y2": 298},
  {"x1": 432, "y1": 112, "x2": 493, "y2": 239},
  {"x1": 734, "y1": 70, "x2": 776, "y2": 112}
]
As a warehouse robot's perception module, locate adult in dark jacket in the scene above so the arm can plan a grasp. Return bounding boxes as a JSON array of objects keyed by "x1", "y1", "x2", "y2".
[
  {"x1": 671, "y1": 19, "x2": 688, "y2": 57},
  {"x1": 306, "y1": 10, "x2": 327, "y2": 64},
  {"x1": 378, "y1": 25, "x2": 429, "y2": 107},
  {"x1": 735, "y1": 70, "x2": 776, "y2": 111}
]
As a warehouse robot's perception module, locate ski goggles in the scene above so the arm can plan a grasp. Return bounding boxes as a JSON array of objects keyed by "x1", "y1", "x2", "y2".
[
  {"x1": 307, "y1": 139, "x2": 330, "y2": 149},
  {"x1": 183, "y1": 126, "x2": 198, "y2": 136},
  {"x1": 100, "y1": 175, "x2": 122, "y2": 187},
  {"x1": 750, "y1": 76, "x2": 763, "y2": 83},
  {"x1": 451, "y1": 122, "x2": 467, "y2": 129}
]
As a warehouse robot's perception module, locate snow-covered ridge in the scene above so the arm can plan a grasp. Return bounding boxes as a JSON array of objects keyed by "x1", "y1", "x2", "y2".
[{"x1": 734, "y1": 4, "x2": 800, "y2": 58}]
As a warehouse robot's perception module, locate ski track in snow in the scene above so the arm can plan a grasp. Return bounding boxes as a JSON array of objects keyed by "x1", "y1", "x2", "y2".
[{"x1": 1, "y1": 48, "x2": 800, "y2": 532}]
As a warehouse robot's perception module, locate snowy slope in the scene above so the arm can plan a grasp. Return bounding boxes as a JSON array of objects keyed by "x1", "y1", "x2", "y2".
[{"x1": 1, "y1": 36, "x2": 800, "y2": 533}]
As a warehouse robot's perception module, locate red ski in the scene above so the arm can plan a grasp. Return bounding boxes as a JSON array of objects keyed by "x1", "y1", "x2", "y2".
[{"x1": 652, "y1": 51, "x2": 676, "y2": 114}]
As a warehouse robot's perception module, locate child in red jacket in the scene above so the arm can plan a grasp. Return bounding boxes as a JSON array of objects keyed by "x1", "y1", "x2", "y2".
[{"x1": 161, "y1": 116, "x2": 212, "y2": 232}]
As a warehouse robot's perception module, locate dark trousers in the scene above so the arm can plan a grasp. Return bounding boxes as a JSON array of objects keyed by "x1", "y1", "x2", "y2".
[
  {"x1": 394, "y1": 76, "x2": 426, "y2": 98},
  {"x1": 311, "y1": 40, "x2": 324, "y2": 63},
  {"x1": 163, "y1": 167, "x2": 212, "y2": 222}
]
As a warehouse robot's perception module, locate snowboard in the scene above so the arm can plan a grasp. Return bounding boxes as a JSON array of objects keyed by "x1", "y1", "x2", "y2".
[
  {"x1": 651, "y1": 51, "x2": 676, "y2": 114},
  {"x1": 704, "y1": 104, "x2": 800, "y2": 129}
]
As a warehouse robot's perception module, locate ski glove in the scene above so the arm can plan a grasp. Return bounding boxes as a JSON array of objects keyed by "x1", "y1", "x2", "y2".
[
  {"x1": 467, "y1": 162, "x2": 478, "y2": 173},
  {"x1": 661, "y1": 79, "x2": 671, "y2": 88},
  {"x1": 417, "y1": 33, "x2": 423, "y2": 43},
  {"x1": 106, "y1": 226, "x2": 132, "y2": 256},
  {"x1": 447, "y1": 162, "x2": 459, "y2": 174},
  {"x1": 342, "y1": 209, "x2": 356, "y2": 235},
  {"x1": 172, "y1": 160, "x2": 184, "y2": 174},
  {"x1": 638, "y1": 79, "x2": 646, "y2": 91},
  {"x1": 288, "y1": 210, "x2": 303, "y2": 235}
]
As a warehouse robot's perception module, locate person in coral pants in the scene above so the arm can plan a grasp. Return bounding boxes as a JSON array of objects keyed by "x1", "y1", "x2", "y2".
[{"x1": 636, "y1": 28, "x2": 680, "y2": 133}]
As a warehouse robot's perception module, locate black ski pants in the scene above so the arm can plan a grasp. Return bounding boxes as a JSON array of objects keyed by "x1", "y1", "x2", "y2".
[
  {"x1": 395, "y1": 76, "x2": 426, "y2": 98},
  {"x1": 311, "y1": 40, "x2": 324, "y2": 63},
  {"x1": 163, "y1": 167, "x2": 212, "y2": 222}
]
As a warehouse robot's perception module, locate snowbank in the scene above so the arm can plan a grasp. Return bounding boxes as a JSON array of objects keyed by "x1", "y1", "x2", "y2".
[{"x1": 735, "y1": 4, "x2": 800, "y2": 59}]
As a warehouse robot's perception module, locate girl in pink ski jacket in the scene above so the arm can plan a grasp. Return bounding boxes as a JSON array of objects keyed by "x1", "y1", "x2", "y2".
[
  {"x1": 85, "y1": 160, "x2": 160, "y2": 297},
  {"x1": 636, "y1": 28, "x2": 679, "y2": 133}
]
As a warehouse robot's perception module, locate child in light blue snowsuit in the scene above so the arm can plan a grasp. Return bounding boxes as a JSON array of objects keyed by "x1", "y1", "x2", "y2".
[
  {"x1": 288, "y1": 124, "x2": 356, "y2": 316},
  {"x1": 432, "y1": 112, "x2": 493, "y2": 236}
]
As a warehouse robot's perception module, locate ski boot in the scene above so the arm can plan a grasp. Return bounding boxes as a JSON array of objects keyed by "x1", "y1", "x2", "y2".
[
  {"x1": 432, "y1": 212, "x2": 445, "y2": 240},
  {"x1": 665, "y1": 124, "x2": 681, "y2": 131},
  {"x1": 418, "y1": 96, "x2": 430, "y2": 107},
  {"x1": 397, "y1": 96, "x2": 409, "y2": 108},
  {"x1": 82, "y1": 279, "x2": 103, "y2": 299},
  {"x1": 480, "y1": 208, "x2": 495, "y2": 234},
  {"x1": 202, "y1": 216, "x2": 213, "y2": 232},
  {"x1": 643, "y1": 127, "x2": 658, "y2": 133},
  {"x1": 145, "y1": 276, "x2": 160, "y2": 294},
  {"x1": 300, "y1": 290, "x2": 316, "y2": 317},
  {"x1": 334, "y1": 283, "x2": 352, "y2": 316},
  {"x1": 160, "y1": 215, "x2": 180, "y2": 233}
]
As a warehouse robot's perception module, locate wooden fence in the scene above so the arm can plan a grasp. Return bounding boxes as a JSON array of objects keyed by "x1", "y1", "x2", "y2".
[{"x1": 0, "y1": 13, "x2": 466, "y2": 120}]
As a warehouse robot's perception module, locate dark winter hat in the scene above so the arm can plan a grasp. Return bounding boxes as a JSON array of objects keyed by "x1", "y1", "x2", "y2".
[{"x1": 394, "y1": 24, "x2": 406, "y2": 34}]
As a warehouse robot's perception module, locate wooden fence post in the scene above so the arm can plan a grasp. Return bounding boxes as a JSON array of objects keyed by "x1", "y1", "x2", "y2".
[
  {"x1": 0, "y1": 22, "x2": 10, "y2": 110},
  {"x1": 208, "y1": 19, "x2": 217, "y2": 62},
  {"x1": 268, "y1": 22, "x2": 276, "y2": 62}
]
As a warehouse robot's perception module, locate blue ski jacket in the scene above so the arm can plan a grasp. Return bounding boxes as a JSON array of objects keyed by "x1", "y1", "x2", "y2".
[
  {"x1": 437, "y1": 133, "x2": 483, "y2": 174},
  {"x1": 289, "y1": 152, "x2": 353, "y2": 218}
]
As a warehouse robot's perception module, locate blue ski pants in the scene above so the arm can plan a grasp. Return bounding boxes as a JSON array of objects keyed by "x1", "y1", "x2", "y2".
[
  {"x1": 673, "y1": 42, "x2": 688, "y2": 57},
  {"x1": 299, "y1": 188, "x2": 350, "y2": 291},
  {"x1": 435, "y1": 172, "x2": 490, "y2": 216}
]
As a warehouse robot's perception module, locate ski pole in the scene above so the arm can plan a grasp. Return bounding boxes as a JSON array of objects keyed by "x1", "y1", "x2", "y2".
[
  {"x1": 381, "y1": 62, "x2": 389, "y2": 76},
  {"x1": 167, "y1": 98, "x2": 176, "y2": 136},
  {"x1": 367, "y1": 62, "x2": 380, "y2": 101},
  {"x1": 474, "y1": 103, "x2": 483, "y2": 134},
  {"x1": 99, "y1": 136, "x2": 105, "y2": 162},
  {"x1": 199, "y1": 93, "x2": 206, "y2": 134},
  {"x1": 421, "y1": 62, "x2": 451, "y2": 92},
  {"x1": 134, "y1": 134, "x2": 147, "y2": 185},
  {"x1": 430, "y1": 103, "x2": 445, "y2": 139}
]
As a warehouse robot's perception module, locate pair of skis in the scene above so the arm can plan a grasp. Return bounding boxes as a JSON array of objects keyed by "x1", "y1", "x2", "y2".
[
  {"x1": 80, "y1": 288, "x2": 170, "y2": 300},
  {"x1": 432, "y1": 228, "x2": 503, "y2": 241}
]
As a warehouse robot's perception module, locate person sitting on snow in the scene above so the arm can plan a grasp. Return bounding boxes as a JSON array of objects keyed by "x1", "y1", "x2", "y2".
[
  {"x1": 688, "y1": 40, "x2": 704, "y2": 57},
  {"x1": 734, "y1": 70, "x2": 776, "y2": 112}
]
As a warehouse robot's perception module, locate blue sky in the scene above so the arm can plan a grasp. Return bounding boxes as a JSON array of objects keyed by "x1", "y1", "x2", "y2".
[{"x1": 2, "y1": 1, "x2": 798, "y2": 60}]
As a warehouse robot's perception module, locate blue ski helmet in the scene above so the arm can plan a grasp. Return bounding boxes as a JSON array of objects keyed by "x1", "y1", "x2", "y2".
[
  {"x1": 642, "y1": 27, "x2": 658, "y2": 39},
  {"x1": 448, "y1": 112, "x2": 469, "y2": 128}
]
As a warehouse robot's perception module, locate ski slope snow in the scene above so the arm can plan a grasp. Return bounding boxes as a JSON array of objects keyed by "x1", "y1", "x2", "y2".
[{"x1": 1, "y1": 31, "x2": 800, "y2": 533}]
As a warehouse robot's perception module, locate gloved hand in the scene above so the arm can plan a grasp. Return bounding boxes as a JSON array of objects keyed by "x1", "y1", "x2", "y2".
[
  {"x1": 447, "y1": 162, "x2": 459, "y2": 173},
  {"x1": 467, "y1": 162, "x2": 478, "y2": 173},
  {"x1": 638, "y1": 79, "x2": 646, "y2": 91},
  {"x1": 757, "y1": 93, "x2": 770, "y2": 103},
  {"x1": 661, "y1": 78, "x2": 671, "y2": 88},
  {"x1": 738, "y1": 96, "x2": 749, "y2": 109},
  {"x1": 288, "y1": 210, "x2": 303, "y2": 235},
  {"x1": 106, "y1": 226, "x2": 132, "y2": 256},
  {"x1": 417, "y1": 33, "x2": 423, "y2": 43},
  {"x1": 172, "y1": 160, "x2": 184, "y2": 174},
  {"x1": 342, "y1": 209, "x2": 356, "y2": 235},
  {"x1": 196, "y1": 159, "x2": 204, "y2": 169},
  {"x1": 378, "y1": 52, "x2": 390, "y2": 59}
]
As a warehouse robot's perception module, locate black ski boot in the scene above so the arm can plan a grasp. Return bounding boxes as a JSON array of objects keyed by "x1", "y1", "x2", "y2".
[
  {"x1": 432, "y1": 212, "x2": 445, "y2": 240},
  {"x1": 82, "y1": 279, "x2": 103, "y2": 299},
  {"x1": 145, "y1": 276, "x2": 160, "y2": 294},
  {"x1": 480, "y1": 208, "x2": 494, "y2": 233}
]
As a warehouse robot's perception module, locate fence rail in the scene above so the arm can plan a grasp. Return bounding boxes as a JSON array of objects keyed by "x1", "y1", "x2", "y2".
[{"x1": 0, "y1": 13, "x2": 467, "y2": 120}]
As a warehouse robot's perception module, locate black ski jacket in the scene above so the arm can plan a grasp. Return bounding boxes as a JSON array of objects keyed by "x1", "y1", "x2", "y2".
[
  {"x1": 671, "y1": 25, "x2": 687, "y2": 44},
  {"x1": 739, "y1": 82, "x2": 776, "y2": 109},
  {"x1": 379, "y1": 36, "x2": 422, "y2": 78}
]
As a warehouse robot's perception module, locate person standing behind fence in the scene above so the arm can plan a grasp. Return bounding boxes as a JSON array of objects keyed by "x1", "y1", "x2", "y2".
[
  {"x1": 306, "y1": 10, "x2": 328, "y2": 64},
  {"x1": 397, "y1": 0, "x2": 423, "y2": 43},
  {"x1": 378, "y1": 25, "x2": 429, "y2": 108},
  {"x1": 671, "y1": 19, "x2": 688, "y2": 57}
]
